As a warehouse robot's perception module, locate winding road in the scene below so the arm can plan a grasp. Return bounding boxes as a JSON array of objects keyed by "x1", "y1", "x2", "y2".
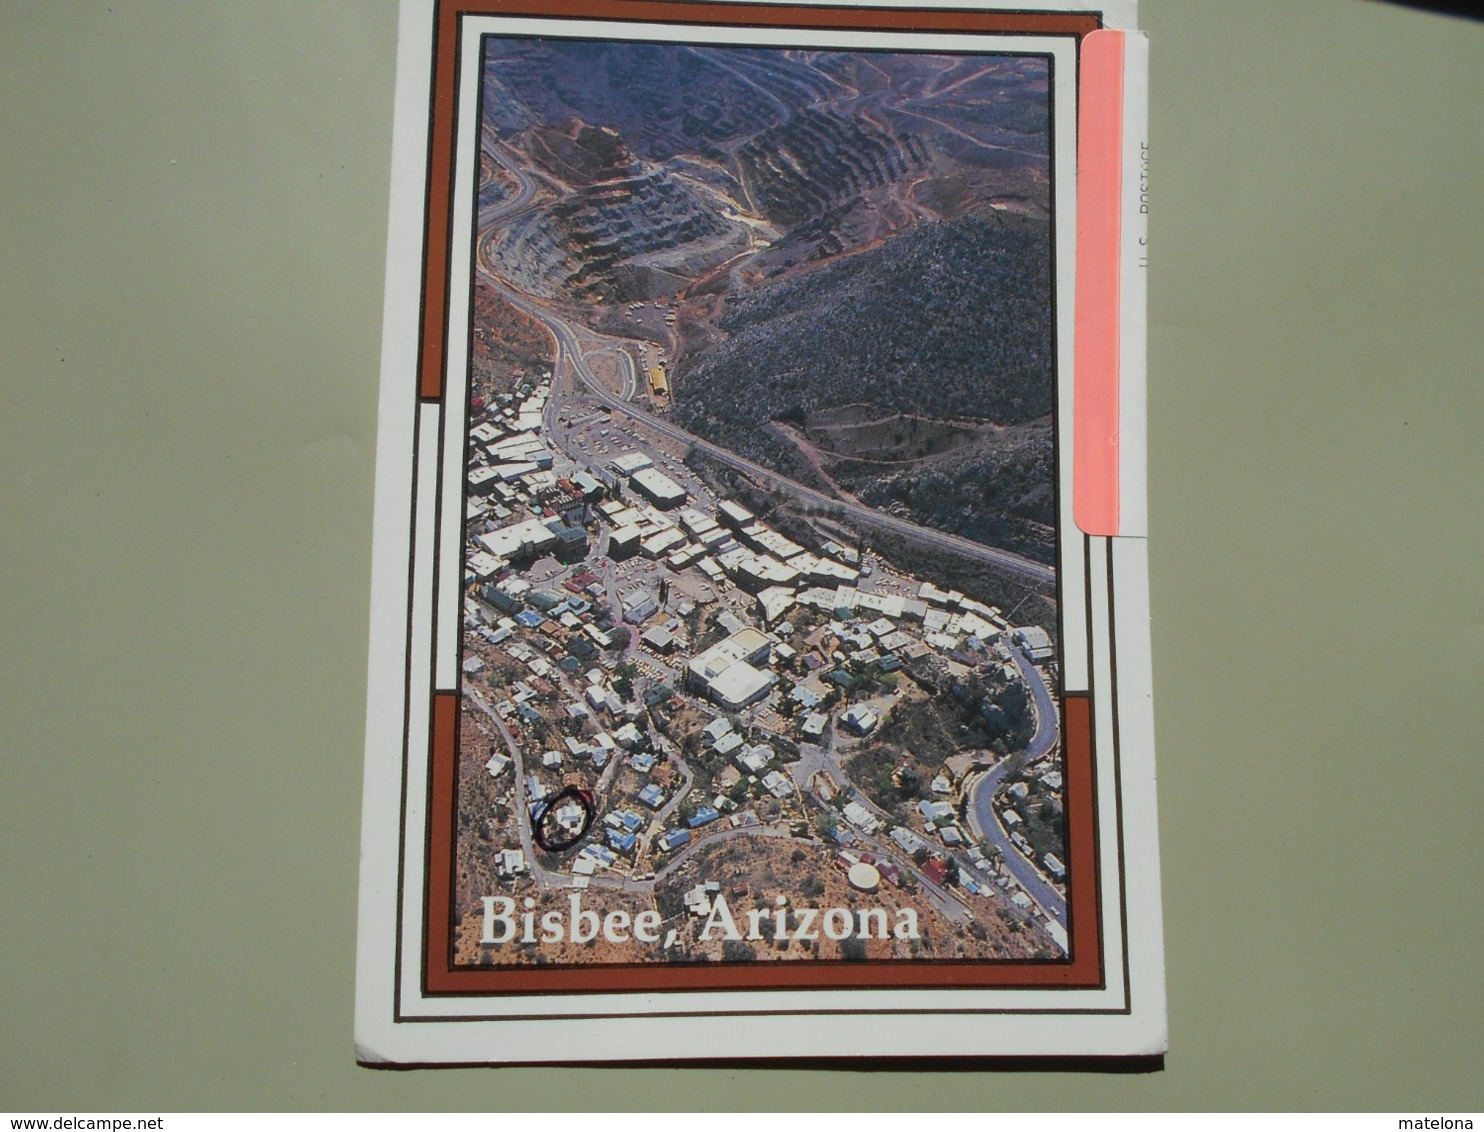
[{"x1": 965, "y1": 643, "x2": 1067, "y2": 926}]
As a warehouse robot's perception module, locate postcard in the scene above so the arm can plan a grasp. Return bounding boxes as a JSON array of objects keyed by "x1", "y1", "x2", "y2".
[{"x1": 356, "y1": 0, "x2": 1161, "y2": 1063}]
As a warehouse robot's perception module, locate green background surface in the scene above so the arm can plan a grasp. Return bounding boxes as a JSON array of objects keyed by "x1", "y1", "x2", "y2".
[{"x1": 4, "y1": 0, "x2": 1481, "y2": 1112}]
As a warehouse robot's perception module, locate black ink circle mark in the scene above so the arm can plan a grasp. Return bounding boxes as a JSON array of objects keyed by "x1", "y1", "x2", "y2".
[{"x1": 532, "y1": 786, "x2": 596, "y2": 853}]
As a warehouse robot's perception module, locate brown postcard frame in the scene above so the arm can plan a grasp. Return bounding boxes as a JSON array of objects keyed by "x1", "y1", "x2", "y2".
[{"x1": 408, "y1": 0, "x2": 1107, "y2": 999}]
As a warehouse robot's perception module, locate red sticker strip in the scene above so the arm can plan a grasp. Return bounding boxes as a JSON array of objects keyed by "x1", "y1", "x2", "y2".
[{"x1": 1074, "y1": 29, "x2": 1125, "y2": 537}]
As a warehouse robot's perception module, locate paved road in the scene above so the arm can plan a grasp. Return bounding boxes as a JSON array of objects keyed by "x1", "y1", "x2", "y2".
[
  {"x1": 653, "y1": 819, "x2": 795, "y2": 882},
  {"x1": 786, "y1": 741, "x2": 836, "y2": 795},
  {"x1": 964, "y1": 647, "x2": 1067, "y2": 926},
  {"x1": 965, "y1": 759, "x2": 1066, "y2": 927},
  {"x1": 1008, "y1": 641, "x2": 1060, "y2": 761},
  {"x1": 478, "y1": 133, "x2": 540, "y2": 226},
  {"x1": 650, "y1": 750, "x2": 695, "y2": 831}
]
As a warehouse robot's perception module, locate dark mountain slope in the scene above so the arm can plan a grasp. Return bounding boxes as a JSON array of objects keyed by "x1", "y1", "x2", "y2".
[{"x1": 673, "y1": 212, "x2": 1053, "y2": 470}]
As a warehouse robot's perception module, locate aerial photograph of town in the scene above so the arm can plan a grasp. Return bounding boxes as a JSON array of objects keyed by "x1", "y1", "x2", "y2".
[{"x1": 451, "y1": 37, "x2": 1069, "y2": 968}]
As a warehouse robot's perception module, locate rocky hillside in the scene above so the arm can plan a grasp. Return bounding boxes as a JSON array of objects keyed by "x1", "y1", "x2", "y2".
[
  {"x1": 672, "y1": 213, "x2": 1052, "y2": 450},
  {"x1": 479, "y1": 40, "x2": 1048, "y2": 301}
]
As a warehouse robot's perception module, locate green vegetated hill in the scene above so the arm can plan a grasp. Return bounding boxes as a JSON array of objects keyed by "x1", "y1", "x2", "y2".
[
  {"x1": 842, "y1": 418, "x2": 1055, "y2": 565},
  {"x1": 672, "y1": 212, "x2": 1056, "y2": 561},
  {"x1": 677, "y1": 213, "x2": 1052, "y2": 430}
]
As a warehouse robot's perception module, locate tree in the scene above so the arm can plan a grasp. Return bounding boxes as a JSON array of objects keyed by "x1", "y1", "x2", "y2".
[
  {"x1": 722, "y1": 940, "x2": 757, "y2": 963},
  {"x1": 1000, "y1": 751, "x2": 1027, "y2": 782},
  {"x1": 612, "y1": 660, "x2": 639, "y2": 698}
]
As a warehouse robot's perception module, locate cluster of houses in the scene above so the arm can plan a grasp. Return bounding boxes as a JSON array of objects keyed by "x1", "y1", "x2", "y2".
[
  {"x1": 995, "y1": 765, "x2": 1068, "y2": 883},
  {"x1": 466, "y1": 568, "x2": 616, "y2": 677},
  {"x1": 462, "y1": 385, "x2": 1067, "y2": 908},
  {"x1": 805, "y1": 743, "x2": 1064, "y2": 909},
  {"x1": 477, "y1": 657, "x2": 794, "y2": 880},
  {"x1": 469, "y1": 411, "x2": 1055, "y2": 752},
  {"x1": 701, "y1": 717, "x2": 796, "y2": 805},
  {"x1": 885, "y1": 824, "x2": 996, "y2": 899},
  {"x1": 466, "y1": 380, "x2": 600, "y2": 571},
  {"x1": 588, "y1": 481, "x2": 867, "y2": 607}
]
